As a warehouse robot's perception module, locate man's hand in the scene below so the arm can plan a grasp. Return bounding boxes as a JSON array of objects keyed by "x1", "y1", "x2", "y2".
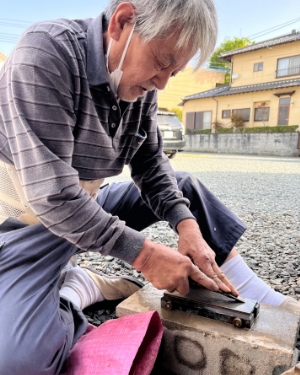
[
  {"x1": 132, "y1": 238, "x2": 219, "y2": 295},
  {"x1": 177, "y1": 219, "x2": 238, "y2": 295}
]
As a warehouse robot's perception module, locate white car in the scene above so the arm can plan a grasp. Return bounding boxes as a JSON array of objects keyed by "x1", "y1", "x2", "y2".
[{"x1": 157, "y1": 111, "x2": 186, "y2": 158}]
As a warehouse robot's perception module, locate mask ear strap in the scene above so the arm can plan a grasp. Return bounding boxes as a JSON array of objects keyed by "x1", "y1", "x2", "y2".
[
  {"x1": 106, "y1": 39, "x2": 113, "y2": 70},
  {"x1": 117, "y1": 23, "x2": 135, "y2": 70}
]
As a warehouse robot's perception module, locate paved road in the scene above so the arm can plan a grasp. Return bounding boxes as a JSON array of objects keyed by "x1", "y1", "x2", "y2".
[{"x1": 107, "y1": 152, "x2": 300, "y2": 214}]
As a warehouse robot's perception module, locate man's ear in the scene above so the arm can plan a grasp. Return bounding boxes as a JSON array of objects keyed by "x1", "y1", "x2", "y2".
[{"x1": 108, "y1": 2, "x2": 135, "y2": 41}]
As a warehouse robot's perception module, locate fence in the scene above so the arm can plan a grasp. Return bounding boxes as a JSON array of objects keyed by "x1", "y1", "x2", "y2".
[{"x1": 184, "y1": 132, "x2": 300, "y2": 157}]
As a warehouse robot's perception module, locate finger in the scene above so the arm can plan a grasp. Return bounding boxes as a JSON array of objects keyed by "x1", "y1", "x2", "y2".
[
  {"x1": 167, "y1": 288, "x2": 176, "y2": 293},
  {"x1": 194, "y1": 255, "x2": 233, "y2": 294},
  {"x1": 176, "y1": 276, "x2": 189, "y2": 296},
  {"x1": 192, "y1": 252, "x2": 218, "y2": 278},
  {"x1": 212, "y1": 264, "x2": 239, "y2": 296},
  {"x1": 189, "y1": 264, "x2": 219, "y2": 291},
  {"x1": 192, "y1": 255, "x2": 230, "y2": 293},
  {"x1": 210, "y1": 273, "x2": 231, "y2": 293}
]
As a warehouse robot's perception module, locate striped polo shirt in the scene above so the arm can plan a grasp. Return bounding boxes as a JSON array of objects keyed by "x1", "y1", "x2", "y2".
[{"x1": 0, "y1": 13, "x2": 194, "y2": 263}]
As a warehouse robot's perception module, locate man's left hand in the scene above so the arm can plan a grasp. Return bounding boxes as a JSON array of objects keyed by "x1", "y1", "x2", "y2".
[{"x1": 177, "y1": 219, "x2": 238, "y2": 295}]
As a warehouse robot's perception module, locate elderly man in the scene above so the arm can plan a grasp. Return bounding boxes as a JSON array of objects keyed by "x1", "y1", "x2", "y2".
[{"x1": 0, "y1": 0, "x2": 299, "y2": 374}]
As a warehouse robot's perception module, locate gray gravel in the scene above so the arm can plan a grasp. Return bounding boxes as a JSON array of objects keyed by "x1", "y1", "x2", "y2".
[{"x1": 81, "y1": 152, "x2": 300, "y2": 324}]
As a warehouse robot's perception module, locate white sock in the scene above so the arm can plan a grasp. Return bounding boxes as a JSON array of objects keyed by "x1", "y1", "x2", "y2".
[
  {"x1": 59, "y1": 267, "x2": 105, "y2": 310},
  {"x1": 220, "y1": 255, "x2": 285, "y2": 306}
]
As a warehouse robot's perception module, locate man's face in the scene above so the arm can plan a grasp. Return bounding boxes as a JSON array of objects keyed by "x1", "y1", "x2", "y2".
[{"x1": 108, "y1": 26, "x2": 195, "y2": 102}]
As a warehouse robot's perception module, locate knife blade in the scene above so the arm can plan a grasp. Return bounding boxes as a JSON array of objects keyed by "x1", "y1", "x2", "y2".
[{"x1": 215, "y1": 290, "x2": 245, "y2": 303}]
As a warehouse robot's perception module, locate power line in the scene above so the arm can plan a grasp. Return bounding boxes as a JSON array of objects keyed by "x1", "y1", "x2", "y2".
[
  {"x1": 248, "y1": 17, "x2": 300, "y2": 38},
  {"x1": 0, "y1": 18, "x2": 32, "y2": 48},
  {"x1": 0, "y1": 32, "x2": 20, "y2": 43},
  {"x1": 0, "y1": 21, "x2": 30, "y2": 28},
  {"x1": 0, "y1": 40, "x2": 19, "y2": 44},
  {"x1": 0, "y1": 32, "x2": 21, "y2": 37},
  {"x1": 248, "y1": 17, "x2": 300, "y2": 39},
  {"x1": 0, "y1": 18, "x2": 32, "y2": 24}
]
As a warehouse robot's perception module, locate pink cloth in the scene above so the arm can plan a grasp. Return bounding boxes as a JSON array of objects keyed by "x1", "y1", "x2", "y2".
[{"x1": 61, "y1": 311, "x2": 163, "y2": 375}]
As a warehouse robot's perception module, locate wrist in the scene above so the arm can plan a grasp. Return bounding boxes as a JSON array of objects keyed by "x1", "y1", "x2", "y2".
[
  {"x1": 132, "y1": 238, "x2": 154, "y2": 272},
  {"x1": 177, "y1": 218, "x2": 200, "y2": 235}
]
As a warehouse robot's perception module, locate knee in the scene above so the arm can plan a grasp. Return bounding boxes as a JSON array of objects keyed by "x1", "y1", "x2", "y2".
[
  {"x1": 175, "y1": 171, "x2": 199, "y2": 194},
  {"x1": 175, "y1": 170, "x2": 192, "y2": 183}
]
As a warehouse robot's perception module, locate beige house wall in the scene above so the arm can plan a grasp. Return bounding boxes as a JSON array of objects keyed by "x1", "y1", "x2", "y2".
[
  {"x1": 0, "y1": 51, "x2": 7, "y2": 70},
  {"x1": 231, "y1": 42, "x2": 300, "y2": 87},
  {"x1": 182, "y1": 89, "x2": 300, "y2": 129},
  {"x1": 183, "y1": 39, "x2": 300, "y2": 130},
  {"x1": 158, "y1": 65, "x2": 225, "y2": 110}
]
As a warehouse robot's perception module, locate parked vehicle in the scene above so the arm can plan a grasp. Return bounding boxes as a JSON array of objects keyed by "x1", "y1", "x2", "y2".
[{"x1": 157, "y1": 111, "x2": 186, "y2": 158}]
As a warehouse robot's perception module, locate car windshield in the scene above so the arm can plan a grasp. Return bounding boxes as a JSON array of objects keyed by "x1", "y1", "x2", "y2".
[{"x1": 157, "y1": 115, "x2": 181, "y2": 126}]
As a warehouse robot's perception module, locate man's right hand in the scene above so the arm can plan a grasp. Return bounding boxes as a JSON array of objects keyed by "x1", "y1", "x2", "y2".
[{"x1": 132, "y1": 238, "x2": 219, "y2": 295}]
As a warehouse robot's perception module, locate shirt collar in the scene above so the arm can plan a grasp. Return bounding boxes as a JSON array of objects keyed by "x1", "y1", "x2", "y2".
[{"x1": 86, "y1": 13, "x2": 109, "y2": 87}]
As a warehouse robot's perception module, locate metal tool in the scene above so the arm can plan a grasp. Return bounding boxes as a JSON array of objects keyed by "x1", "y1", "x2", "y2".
[
  {"x1": 161, "y1": 284, "x2": 260, "y2": 328},
  {"x1": 215, "y1": 289, "x2": 246, "y2": 303},
  {"x1": 189, "y1": 277, "x2": 246, "y2": 303}
]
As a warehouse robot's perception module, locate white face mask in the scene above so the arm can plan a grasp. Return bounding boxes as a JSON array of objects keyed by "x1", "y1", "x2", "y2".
[{"x1": 106, "y1": 24, "x2": 135, "y2": 95}]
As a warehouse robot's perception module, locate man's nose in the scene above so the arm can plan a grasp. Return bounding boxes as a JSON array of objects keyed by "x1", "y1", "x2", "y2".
[{"x1": 153, "y1": 70, "x2": 172, "y2": 90}]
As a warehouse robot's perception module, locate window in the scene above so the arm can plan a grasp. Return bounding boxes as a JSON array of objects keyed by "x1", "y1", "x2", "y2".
[
  {"x1": 186, "y1": 111, "x2": 212, "y2": 130},
  {"x1": 232, "y1": 108, "x2": 250, "y2": 121},
  {"x1": 254, "y1": 107, "x2": 270, "y2": 121},
  {"x1": 186, "y1": 112, "x2": 195, "y2": 130},
  {"x1": 279, "y1": 97, "x2": 291, "y2": 105},
  {"x1": 222, "y1": 110, "x2": 231, "y2": 119},
  {"x1": 254, "y1": 62, "x2": 263, "y2": 72},
  {"x1": 277, "y1": 55, "x2": 300, "y2": 78}
]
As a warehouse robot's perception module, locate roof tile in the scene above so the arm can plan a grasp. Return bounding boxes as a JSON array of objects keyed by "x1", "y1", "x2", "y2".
[{"x1": 182, "y1": 78, "x2": 300, "y2": 103}]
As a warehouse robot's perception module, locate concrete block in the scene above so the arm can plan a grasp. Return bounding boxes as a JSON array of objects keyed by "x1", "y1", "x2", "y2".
[{"x1": 116, "y1": 284, "x2": 300, "y2": 375}]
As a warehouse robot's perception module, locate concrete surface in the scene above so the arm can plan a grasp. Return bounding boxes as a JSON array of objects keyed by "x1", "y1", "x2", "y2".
[
  {"x1": 184, "y1": 133, "x2": 300, "y2": 157},
  {"x1": 116, "y1": 284, "x2": 300, "y2": 375}
]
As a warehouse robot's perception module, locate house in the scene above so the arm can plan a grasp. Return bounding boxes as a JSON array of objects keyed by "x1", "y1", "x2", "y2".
[
  {"x1": 181, "y1": 31, "x2": 300, "y2": 131},
  {"x1": 158, "y1": 65, "x2": 225, "y2": 110},
  {"x1": 0, "y1": 51, "x2": 7, "y2": 70}
]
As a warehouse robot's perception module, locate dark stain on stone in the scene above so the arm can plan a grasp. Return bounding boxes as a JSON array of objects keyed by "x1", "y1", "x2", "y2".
[
  {"x1": 220, "y1": 349, "x2": 255, "y2": 375},
  {"x1": 174, "y1": 335, "x2": 207, "y2": 370}
]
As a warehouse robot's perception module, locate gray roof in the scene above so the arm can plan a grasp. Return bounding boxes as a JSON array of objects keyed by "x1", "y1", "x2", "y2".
[
  {"x1": 220, "y1": 31, "x2": 300, "y2": 61},
  {"x1": 181, "y1": 78, "x2": 300, "y2": 104}
]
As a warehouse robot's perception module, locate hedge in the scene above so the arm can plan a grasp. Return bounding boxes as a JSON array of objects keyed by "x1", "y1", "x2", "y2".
[{"x1": 186, "y1": 125, "x2": 299, "y2": 135}]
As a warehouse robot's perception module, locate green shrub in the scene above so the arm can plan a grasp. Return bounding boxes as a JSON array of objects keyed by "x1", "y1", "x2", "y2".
[
  {"x1": 186, "y1": 125, "x2": 298, "y2": 135},
  {"x1": 169, "y1": 107, "x2": 182, "y2": 122},
  {"x1": 230, "y1": 113, "x2": 245, "y2": 128},
  {"x1": 197, "y1": 129, "x2": 211, "y2": 134},
  {"x1": 186, "y1": 128, "x2": 211, "y2": 135},
  {"x1": 243, "y1": 125, "x2": 298, "y2": 133},
  {"x1": 217, "y1": 127, "x2": 234, "y2": 134}
]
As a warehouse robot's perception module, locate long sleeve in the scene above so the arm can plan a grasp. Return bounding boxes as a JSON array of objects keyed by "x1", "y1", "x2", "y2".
[
  {"x1": 0, "y1": 28, "x2": 146, "y2": 259},
  {"x1": 129, "y1": 96, "x2": 195, "y2": 232}
]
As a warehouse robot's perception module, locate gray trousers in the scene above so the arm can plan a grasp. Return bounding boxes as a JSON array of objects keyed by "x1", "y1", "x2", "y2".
[{"x1": 0, "y1": 172, "x2": 246, "y2": 375}]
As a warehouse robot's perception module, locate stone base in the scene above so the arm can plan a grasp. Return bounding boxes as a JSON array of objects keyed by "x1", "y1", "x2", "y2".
[{"x1": 116, "y1": 284, "x2": 300, "y2": 375}]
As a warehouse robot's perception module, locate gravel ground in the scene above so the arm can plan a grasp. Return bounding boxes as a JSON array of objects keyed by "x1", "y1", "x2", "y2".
[{"x1": 81, "y1": 152, "x2": 300, "y2": 325}]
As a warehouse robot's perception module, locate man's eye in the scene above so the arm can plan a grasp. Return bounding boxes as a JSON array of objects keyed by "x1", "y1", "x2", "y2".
[{"x1": 155, "y1": 59, "x2": 167, "y2": 70}]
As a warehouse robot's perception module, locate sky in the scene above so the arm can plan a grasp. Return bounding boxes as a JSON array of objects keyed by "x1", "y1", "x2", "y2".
[{"x1": 1, "y1": 0, "x2": 300, "y2": 64}]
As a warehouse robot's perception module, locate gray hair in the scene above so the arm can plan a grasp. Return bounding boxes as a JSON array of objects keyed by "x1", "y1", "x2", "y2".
[{"x1": 104, "y1": 0, "x2": 218, "y2": 69}]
